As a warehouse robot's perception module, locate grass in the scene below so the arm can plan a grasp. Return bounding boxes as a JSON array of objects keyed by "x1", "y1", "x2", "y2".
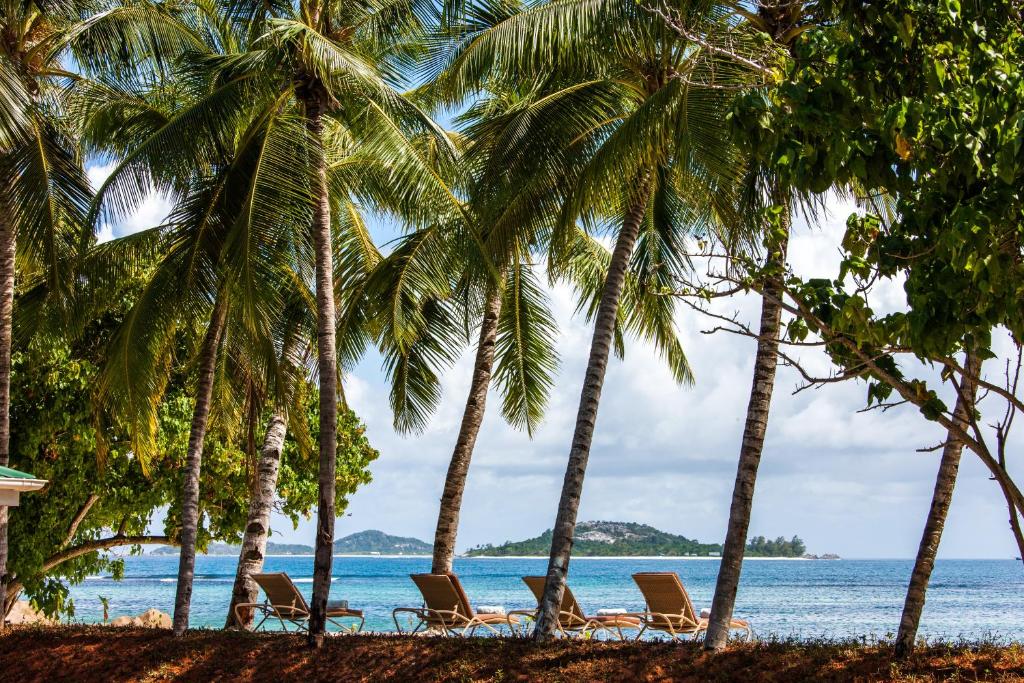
[{"x1": 1, "y1": 626, "x2": 1023, "y2": 682}]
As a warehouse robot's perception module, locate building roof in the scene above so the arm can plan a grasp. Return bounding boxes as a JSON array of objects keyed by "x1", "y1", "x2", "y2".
[{"x1": 0, "y1": 465, "x2": 38, "y2": 480}]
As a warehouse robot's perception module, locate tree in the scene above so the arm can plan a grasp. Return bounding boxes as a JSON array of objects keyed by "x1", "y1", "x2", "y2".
[
  {"x1": 0, "y1": 0, "x2": 201, "y2": 630},
  {"x1": 2, "y1": 278, "x2": 377, "y2": 622},
  {"x1": 426, "y1": 0, "x2": 750, "y2": 639},
  {"x1": 371, "y1": 65, "x2": 700, "y2": 574},
  {"x1": 701, "y1": 0, "x2": 816, "y2": 650},
  {"x1": 194, "y1": 0, "x2": 460, "y2": 643},
  {"x1": 723, "y1": 0, "x2": 1024, "y2": 653},
  {"x1": 81, "y1": 33, "x2": 320, "y2": 633},
  {"x1": 895, "y1": 351, "x2": 982, "y2": 656},
  {"x1": 224, "y1": 325, "x2": 304, "y2": 629}
]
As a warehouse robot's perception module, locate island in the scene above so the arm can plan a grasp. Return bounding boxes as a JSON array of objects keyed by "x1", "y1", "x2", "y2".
[
  {"x1": 150, "y1": 530, "x2": 433, "y2": 556},
  {"x1": 465, "y1": 521, "x2": 818, "y2": 558},
  {"x1": 148, "y1": 523, "x2": 831, "y2": 559}
]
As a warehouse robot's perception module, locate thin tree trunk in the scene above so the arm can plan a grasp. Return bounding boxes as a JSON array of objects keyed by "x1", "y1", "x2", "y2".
[
  {"x1": 431, "y1": 288, "x2": 502, "y2": 574},
  {"x1": 0, "y1": 207, "x2": 16, "y2": 632},
  {"x1": 534, "y1": 184, "x2": 648, "y2": 641},
  {"x1": 1001, "y1": 487, "x2": 1024, "y2": 562},
  {"x1": 894, "y1": 351, "x2": 982, "y2": 657},
  {"x1": 171, "y1": 295, "x2": 228, "y2": 636},
  {"x1": 302, "y1": 83, "x2": 339, "y2": 648},
  {"x1": 225, "y1": 333, "x2": 300, "y2": 629},
  {"x1": 704, "y1": 201, "x2": 790, "y2": 651},
  {"x1": 5, "y1": 535, "x2": 177, "y2": 619},
  {"x1": 993, "y1": 418, "x2": 1024, "y2": 563}
]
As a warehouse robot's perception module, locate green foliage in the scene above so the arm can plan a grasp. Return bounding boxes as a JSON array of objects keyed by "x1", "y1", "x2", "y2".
[
  {"x1": 734, "y1": 0, "x2": 1024, "y2": 400},
  {"x1": 6, "y1": 293, "x2": 377, "y2": 620},
  {"x1": 746, "y1": 535, "x2": 806, "y2": 558},
  {"x1": 7, "y1": 336, "x2": 172, "y2": 618}
]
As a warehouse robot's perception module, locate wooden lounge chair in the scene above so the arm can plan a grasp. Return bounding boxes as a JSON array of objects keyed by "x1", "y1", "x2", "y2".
[
  {"x1": 510, "y1": 576, "x2": 641, "y2": 640},
  {"x1": 232, "y1": 572, "x2": 364, "y2": 633},
  {"x1": 629, "y1": 572, "x2": 751, "y2": 642},
  {"x1": 392, "y1": 573, "x2": 520, "y2": 637}
]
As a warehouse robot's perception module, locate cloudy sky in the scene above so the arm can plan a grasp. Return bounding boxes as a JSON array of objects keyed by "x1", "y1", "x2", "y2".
[{"x1": 96, "y1": 169, "x2": 1022, "y2": 560}]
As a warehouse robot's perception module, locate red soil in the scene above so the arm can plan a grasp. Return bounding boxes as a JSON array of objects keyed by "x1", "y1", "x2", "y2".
[{"x1": 1, "y1": 626, "x2": 1022, "y2": 682}]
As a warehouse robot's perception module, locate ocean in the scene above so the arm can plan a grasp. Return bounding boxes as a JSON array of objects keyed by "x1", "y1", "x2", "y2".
[{"x1": 66, "y1": 555, "x2": 1024, "y2": 640}]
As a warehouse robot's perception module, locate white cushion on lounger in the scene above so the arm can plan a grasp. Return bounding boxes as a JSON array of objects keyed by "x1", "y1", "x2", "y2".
[
  {"x1": 475, "y1": 605, "x2": 506, "y2": 615},
  {"x1": 596, "y1": 608, "x2": 627, "y2": 616},
  {"x1": 700, "y1": 608, "x2": 711, "y2": 619}
]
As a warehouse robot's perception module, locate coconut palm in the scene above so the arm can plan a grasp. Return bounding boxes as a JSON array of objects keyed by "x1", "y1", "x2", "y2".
[
  {"x1": 79, "y1": 33, "x2": 322, "y2": 634},
  {"x1": 126, "y1": 0, "x2": 459, "y2": 640},
  {"x1": 224, "y1": 306, "x2": 311, "y2": 629},
  {"x1": 369, "y1": 220, "x2": 560, "y2": 576},
  {"x1": 893, "y1": 350, "x2": 982, "y2": 656},
  {"x1": 0, "y1": 0, "x2": 204, "y2": 631},
  {"x1": 427, "y1": 0, "x2": 753, "y2": 639},
  {"x1": 83, "y1": 0, "x2": 457, "y2": 640},
  {"x1": 225, "y1": 187, "x2": 388, "y2": 628},
  {"x1": 703, "y1": 1, "x2": 818, "y2": 650},
  {"x1": 363, "y1": 67, "x2": 696, "y2": 575}
]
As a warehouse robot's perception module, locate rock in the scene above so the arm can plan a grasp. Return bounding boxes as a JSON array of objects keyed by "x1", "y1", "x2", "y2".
[
  {"x1": 6, "y1": 600, "x2": 55, "y2": 625},
  {"x1": 136, "y1": 608, "x2": 171, "y2": 628},
  {"x1": 108, "y1": 608, "x2": 171, "y2": 628}
]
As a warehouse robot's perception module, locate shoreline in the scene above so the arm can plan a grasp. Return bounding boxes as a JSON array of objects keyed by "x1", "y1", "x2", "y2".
[
  {"x1": 459, "y1": 555, "x2": 814, "y2": 560},
  {"x1": 144, "y1": 553, "x2": 822, "y2": 560}
]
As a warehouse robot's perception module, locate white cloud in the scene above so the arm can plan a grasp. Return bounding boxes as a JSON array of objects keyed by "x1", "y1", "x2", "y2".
[
  {"x1": 249, "y1": 195, "x2": 1022, "y2": 560},
  {"x1": 87, "y1": 162, "x2": 173, "y2": 240}
]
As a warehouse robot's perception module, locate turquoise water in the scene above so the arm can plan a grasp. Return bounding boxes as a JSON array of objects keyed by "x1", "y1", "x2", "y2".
[{"x1": 66, "y1": 556, "x2": 1024, "y2": 640}]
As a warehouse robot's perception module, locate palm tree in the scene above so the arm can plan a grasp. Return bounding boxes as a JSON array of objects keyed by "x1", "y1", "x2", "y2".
[
  {"x1": 703, "y1": 1, "x2": 817, "y2": 650},
  {"x1": 80, "y1": 30, "x2": 320, "y2": 633},
  {"x1": 429, "y1": 0, "x2": 750, "y2": 638},
  {"x1": 371, "y1": 227, "x2": 559, "y2": 576},
  {"x1": 365, "y1": 86, "x2": 561, "y2": 574},
  {"x1": 225, "y1": 320, "x2": 307, "y2": 629},
  {"x1": 225, "y1": 182, "x2": 386, "y2": 628},
  {"x1": 189, "y1": 0, "x2": 459, "y2": 642},
  {"x1": 365, "y1": 69, "x2": 696, "y2": 575},
  {"x1": 0, "y1": 0, "x2": 199, "y2": 631},
  {"x1": 894, "y1": 350, "x2": 982, "y2": 657}
]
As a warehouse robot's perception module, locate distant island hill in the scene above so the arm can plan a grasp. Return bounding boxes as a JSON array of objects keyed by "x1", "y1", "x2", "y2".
[
  {"x1": 465, "y1": 521, "x2": 836, "y2": 558},
  {"x1": 151, "y1": 530, "x2": 432, "y2": 556},
  {"x1": 151, "y1": 523, "x2": 837, "y2": 559}
]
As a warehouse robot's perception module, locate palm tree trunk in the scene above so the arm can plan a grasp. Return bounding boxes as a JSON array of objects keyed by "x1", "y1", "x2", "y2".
[
  {"x1": 171, "y1": 295, "x2": 228, "y2": 636},
  {"x1": 894, "y1": 351, "x2": 982, "y2": 657},
  {"x1": 431, "y1": 288, "x2": 502, "y2": 574},
  {"x1": 224, "y1": 333, "x2": 301, "y2": 629},
  {"x1": 704, "y1": 201, "x2": 790, "y2": 651},
  {"x1": 301, "y1": 83, "x2": 339, "y2": 648},
  {"x1": 0, "y1": 206, "x2": 15, "y2": 633},
  {"x1": 533, "y1": 185, "x2": 648, "y2": 641}
]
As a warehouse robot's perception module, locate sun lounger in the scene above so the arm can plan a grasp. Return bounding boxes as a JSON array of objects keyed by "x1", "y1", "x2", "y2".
[
  {"x1": 233, "y1": 572, "x2": 364, "y2": 633},
  {"x1": 392, "y1": 573, "x2": 519, "y2": 637},
  {"x1": 629, "y1": 572, "x2": 751, "y2": 641},
  {"x1": 510, "y1": 576, "x2": 641, "y2": 639}
]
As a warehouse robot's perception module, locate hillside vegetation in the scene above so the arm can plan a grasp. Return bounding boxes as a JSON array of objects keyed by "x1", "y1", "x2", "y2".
[
  {"x1": 465, "y1": 521, "x2": 808, "y2": 557},
  {"x1": 150, "y1": 530, "x2": 432, "y2": 556}
]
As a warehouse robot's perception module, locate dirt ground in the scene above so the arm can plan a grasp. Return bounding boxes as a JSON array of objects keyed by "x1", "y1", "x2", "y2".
[{"x1": 2, "y1": 626, "x2": 1023, "y2": 682}]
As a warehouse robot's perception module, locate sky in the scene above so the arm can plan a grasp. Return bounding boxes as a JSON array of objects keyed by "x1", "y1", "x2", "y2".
[{"x1": 93, "y1": 168, "x2": 1024, "y2": 561}]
